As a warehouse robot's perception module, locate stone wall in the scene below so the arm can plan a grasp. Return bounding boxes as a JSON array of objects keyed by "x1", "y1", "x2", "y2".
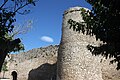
[
  {"x1": 2, "y1": 45, "x2": 120, "y2": 80},
  {"x1": 57, "y1": 7, "x2": 103, "y2": 80},
  {"x1": 57, "y1": 7, "x2": 120, "y2": 80},
  {"x1": 1, "y1": 7, "x2": 120, "y2": 80},
  {"x1": 1, "y1": 45, "x2": 58, "y2": 80}
]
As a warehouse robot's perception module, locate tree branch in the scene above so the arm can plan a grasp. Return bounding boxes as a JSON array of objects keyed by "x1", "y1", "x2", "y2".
[
  {"x1": 14, "y1": 2, "x2": 30, "y2": 13},
  {"x1": 14, "y1": 0, "x2": 37, "y2": 13},
  {"x1": 0, "y1": 0, "x2": 8, "y2": 10}
]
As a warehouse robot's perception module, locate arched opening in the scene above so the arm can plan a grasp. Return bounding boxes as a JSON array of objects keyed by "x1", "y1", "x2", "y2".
[{"x1": 11, "y1": 71, "x2": 17, "y2": 80}]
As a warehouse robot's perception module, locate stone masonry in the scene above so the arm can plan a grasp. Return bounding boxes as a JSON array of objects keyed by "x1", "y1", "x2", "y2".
[
  {"x1": 57, "y1": 7, "x2": 103, "y2": 80},
  {"x1": 1, "y1": 7, "x2": 120, "y2": 80},
  {"x1": 1, "y1": 45, "x2": 58, "y2": 80}
]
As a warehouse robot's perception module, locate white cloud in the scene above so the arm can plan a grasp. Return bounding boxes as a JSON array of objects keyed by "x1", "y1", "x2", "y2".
[{"x1": 40, "y1": 36, "x2": 54, "y2": 43}]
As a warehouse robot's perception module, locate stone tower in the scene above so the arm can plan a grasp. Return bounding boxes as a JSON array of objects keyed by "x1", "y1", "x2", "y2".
[{"x1": 57, "y1": 7, "x2": 103, "y2": 80}]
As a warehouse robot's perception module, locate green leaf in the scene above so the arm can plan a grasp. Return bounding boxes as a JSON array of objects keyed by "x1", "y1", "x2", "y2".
[{"x1": 28, "y1": 0, "x2": 33, "y2": 3}]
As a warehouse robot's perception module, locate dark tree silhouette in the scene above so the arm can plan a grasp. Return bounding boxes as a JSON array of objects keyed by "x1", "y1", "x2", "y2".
[
  {"x1": 68, "y1": 0, "x2": 120, "y2": 69},
  {"x1": 0, "y1": 0, "x2": 36, "y2": 72}
]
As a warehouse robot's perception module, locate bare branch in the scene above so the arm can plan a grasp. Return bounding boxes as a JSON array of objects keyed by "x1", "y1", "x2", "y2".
[
  {"x1": 14, "y1": 0, "x2": 17, "y2": 11},
  {"x1": 0, "y1": 0, "x2": 8, "y2": 10},
  {"x1": 14, "y1": 2, "x2": 29, "y2": 13},
  {"x1": 10, "y1": 20, "x2": 33, "y2": 37},
  {"x1": 14, "y1": 0, "x2": 37, "y2": 13}
]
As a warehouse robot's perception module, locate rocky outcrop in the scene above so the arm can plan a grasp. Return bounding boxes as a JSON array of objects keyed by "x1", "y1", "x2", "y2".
[
  {"x1": 12, "y1": 45, "x2": 58, "y2": 63},
  {"x1": 2, "y1": 45, "x2": 58, "y2": 80}
]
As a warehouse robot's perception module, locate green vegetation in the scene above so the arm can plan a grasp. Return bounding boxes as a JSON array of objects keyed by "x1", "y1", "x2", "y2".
[
  {"x1": 0, "y1": 0, "x2": 36, "y2": 72},
  {"x1": 1, "y1": 60, "x2": 8, "y2": 78},
  {"x1": 69, "y1": 0, "x2": 120, "y2": 69}
]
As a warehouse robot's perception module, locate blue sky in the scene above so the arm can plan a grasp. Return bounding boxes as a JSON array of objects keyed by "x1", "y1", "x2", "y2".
[{"x1": 16, "y1": 0, "x2": 92, "y2": 51}]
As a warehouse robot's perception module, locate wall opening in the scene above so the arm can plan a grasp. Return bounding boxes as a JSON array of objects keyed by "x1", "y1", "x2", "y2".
[{"x1": 11, "y1": 71, "x2": 17, "y2": 80}]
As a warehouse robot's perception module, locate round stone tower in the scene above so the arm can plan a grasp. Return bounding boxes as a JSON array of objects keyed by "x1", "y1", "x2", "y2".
[{"x1": 57, "y1": 7, "x2": 103, "y2": 80}]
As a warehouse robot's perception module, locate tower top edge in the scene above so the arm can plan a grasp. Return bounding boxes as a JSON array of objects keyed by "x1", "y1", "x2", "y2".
[{"x1": 64, "y1": 6, "x2": 89, "y2": 15}]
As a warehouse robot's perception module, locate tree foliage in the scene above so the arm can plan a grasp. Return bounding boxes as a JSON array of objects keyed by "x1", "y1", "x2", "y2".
[
  {"x1": 0, "y1": 0, "x2": 36, "y2": 71},
  {"x1": 1, "y1": 60, "x2": 8, "y2": 78},
  {"x1": 68, "y1": 0, "x2": 120, "y2": 69}
]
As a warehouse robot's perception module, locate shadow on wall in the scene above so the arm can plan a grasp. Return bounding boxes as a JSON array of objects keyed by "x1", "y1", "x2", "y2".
[{"x1": 28, "y1": 63, "x2": 57, "y2": 80}]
